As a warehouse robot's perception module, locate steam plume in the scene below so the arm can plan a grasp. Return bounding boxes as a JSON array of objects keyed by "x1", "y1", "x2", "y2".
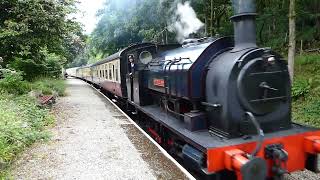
[{"x1": 168, "y1": 1, "x2": 204, "y2": 43}]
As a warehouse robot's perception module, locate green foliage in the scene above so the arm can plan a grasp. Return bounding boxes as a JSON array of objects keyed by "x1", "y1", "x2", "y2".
[
  {"x1": 88, "y1": 0, "x2": 178, "y2": 58},
  {"x1": 301, "y1": 100, "x2": 320, "y2": 124},
  {"x1": 292, "y1": 54, "x2": 320, "y2": 127},
  {"x1": 43, "y1": 53, "x2": 67, "y2": 78},
  {"x1": 0, "y1": 70, "x2": 66, "y2": 96},
  {"x1": 292, "y1": 78, "x2": 311, "y2": 99},
  {"x1": 295, "y1": 54, "x2": 320, "y2": 89},
  {"x1": 9, "y1": 58, "x2": 46, "y2": 81},
  {"x1": 296, "y1": 53, "x2": 320, "y2": 65},
  {"x1": 0, "y1": 71, "x2": 30, "y2": 95},
  {"x1": 80, "y1": 0, "x2": 320, "y2": 62},
  {"x1": 293, "y1": 98, "x2": 320, "y2": 127},
  {"x1": 9, "y1": 51, "x2": 67, "y2": 81},
  {"x1": 0, "y1": 0, "x2": 86, "y2": 79},
  {"x1": 0, "y1": 93, "x2": 54, "y2": 177},
  {"x1": 0, "y1": 71, "x2": 65, "y2": 177},
  {"x1": 31, "y1": 78, "x2": 66, "y2": 96}
]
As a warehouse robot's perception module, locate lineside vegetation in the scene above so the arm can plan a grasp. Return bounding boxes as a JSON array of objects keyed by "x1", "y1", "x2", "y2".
[
  {"x1": 0, "y1": 72, "x2": 66, "y2": 178},
  {"x1": 292, "y1": 53, "x2": 320, "y2": 127}
]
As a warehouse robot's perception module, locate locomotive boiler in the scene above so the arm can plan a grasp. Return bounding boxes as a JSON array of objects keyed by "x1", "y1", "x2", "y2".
[{"x1": 70, "y1": 0, "x2": 320, "y2": 179}]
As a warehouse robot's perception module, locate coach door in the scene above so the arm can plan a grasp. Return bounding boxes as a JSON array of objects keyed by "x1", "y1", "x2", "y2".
[{"x1": 126, "y1": 54, "x2": 135, "y2": 102}]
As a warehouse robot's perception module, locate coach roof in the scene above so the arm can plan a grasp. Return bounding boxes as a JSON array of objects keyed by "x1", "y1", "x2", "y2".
[{"x1": 91, "y1": 43, "x2": 156, "y2": 67}]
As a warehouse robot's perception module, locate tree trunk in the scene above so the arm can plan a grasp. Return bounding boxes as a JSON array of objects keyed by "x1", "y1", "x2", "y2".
[
  {"x1": 205, "y1": 16, "x2": 208, "y2": 36},
  {"x1": 210, "y1": 0, "x2": 214, "y2": 36},
  {"x1": 165, "y1": 28, "x2": 168, "y2": 44},
  {"x1": 300, "y1": 40, "x2": 303, "y2": 55},
  {"x1": 288, "y1": 0, "x2": 296, "y2": 82}
]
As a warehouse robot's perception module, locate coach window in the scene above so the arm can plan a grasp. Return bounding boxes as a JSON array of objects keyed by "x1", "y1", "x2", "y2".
[
  {"x1": 100, "y1": 66, "x2": 102, "y2": 77},
  {"x1": 117, "y1": 61, "x2": 120, "y2": 82},
  {"x1": 100, "y1": 66, "x2": 102, "y2": 78},
  {"x1": 109, "y1": 64, "x2": 112, "y2": 80},
  {"x1": 97, "y1": 67, "x2": 99, "y2": 77},
  {"x1": 105, "y1": 65, "x2": 107, "y2": 79},
  {"x1": 101, "y1": 66, "x2": 103, "y2": 78},
  {"x1": 104, "y1": 64, "x2": 108, "y2": 79},
  {"x1": 115, "y1": 63, "x2": 118, "y2": 82},
  {"x1": 105, "y1": 65, "x2": 108, "y2": 79},
  {"x1": 102, "y1": 66, "x2": 105, "y2": 78},
  {"x1": 112, "y1": 64, "x2": 116, "y2": 80}
]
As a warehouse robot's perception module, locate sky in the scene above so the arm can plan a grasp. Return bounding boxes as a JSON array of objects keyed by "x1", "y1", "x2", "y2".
[{"x1": 74, "y1": 0, "x2": 105, "y2": 34}]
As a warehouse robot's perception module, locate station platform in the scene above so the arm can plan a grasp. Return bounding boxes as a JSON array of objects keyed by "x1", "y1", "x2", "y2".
[{"x1": 12, "y1": 78, "x2": 193, "y2": 180}]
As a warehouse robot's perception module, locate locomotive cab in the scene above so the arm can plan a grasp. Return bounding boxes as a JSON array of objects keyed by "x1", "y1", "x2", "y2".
[{"x1": 125, "y1": 44, "x2": 157, "y2": 105}]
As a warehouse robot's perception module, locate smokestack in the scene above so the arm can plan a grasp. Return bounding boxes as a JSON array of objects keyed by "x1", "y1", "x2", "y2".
[{"x1": 231, "y1": 0, "x2": 257, "y2": 50}]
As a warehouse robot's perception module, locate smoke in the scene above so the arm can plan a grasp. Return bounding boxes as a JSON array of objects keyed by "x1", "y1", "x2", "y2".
[{"x1": 168, "y1": 1, "x2": 204, "y2": 43}]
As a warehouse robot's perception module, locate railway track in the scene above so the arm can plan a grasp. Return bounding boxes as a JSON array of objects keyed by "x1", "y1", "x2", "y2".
[{"x1": 88, "y1": 82, "x2": 320, "y2": 180}]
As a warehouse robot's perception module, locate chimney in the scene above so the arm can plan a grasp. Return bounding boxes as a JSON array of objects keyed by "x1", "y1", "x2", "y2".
[{"x1": 231, "y1": 0, "x2": 257, "y2": 50}]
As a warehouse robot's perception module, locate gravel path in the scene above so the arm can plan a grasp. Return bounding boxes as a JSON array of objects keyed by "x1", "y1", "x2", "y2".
[{"x1": 11, "y1": 79, "x2": 188, "y2": 180}]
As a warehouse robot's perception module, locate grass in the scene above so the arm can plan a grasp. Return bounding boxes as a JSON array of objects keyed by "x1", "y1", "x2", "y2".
[
  {"x1": 0, "y1": 72, "x2": 66, "y2": 178},
  {"x1": 31, "y1": 78, "x2": 66, "y2": 96},
  {"x1": 0, "y1": 94, "x2": 55, "y2": 178},
  {"x1": 292, "y1": 53, "x2": 320, "y2": 127}
]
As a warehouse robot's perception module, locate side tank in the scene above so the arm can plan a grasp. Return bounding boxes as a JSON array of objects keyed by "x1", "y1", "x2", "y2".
[{"x1": 146, "y1": 37, "x2": 233, "y2": 101}]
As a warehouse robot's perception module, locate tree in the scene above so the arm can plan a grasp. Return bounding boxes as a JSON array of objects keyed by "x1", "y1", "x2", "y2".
[
  {"x1": 89, "y1": 0, "x2": 177, "y2": 58},
  {"x1": 288, "y1": 0, "x2": 296, "y2": 82},
  {"x1": 79, "y1": 0, "x2": 320, "y2": 68},
  {"x1": 0, "y1": 0, "x2": 85, "y2": 79}
]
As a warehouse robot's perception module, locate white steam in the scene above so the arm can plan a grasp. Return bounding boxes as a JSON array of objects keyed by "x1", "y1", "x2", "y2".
[{"x1": 168, "y1": 1, "x2": 204, "y2": 43}]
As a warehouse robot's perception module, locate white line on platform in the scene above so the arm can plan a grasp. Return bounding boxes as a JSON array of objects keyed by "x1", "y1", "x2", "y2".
[{"x1": 89, "y1": 84, "x2": 196, "y2": 180}]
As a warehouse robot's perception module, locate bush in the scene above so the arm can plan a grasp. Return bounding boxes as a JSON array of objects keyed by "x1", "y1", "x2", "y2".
[
  {"x1": 0, "y1": 71, "x2": 30, "y2": 95},
  {"x1": 292, "y1": 53, "x2": 320, "y2": 127},
  {"x1": 9, "y1": 58, "x2": 46, "y2": 81},
  {"x1": 0, "y1": 93, "x2": 54, "y2": 177},
  {"x1": 31, "y1": 78, "x2": 66, "y2": 96},
  {"x1": 9, "y1": 52, "x2": 66, "y2": 81},
  {"x1": 0, "y1": 72, "x2": 65, "y2": 177},
  {"x1": 292, "y1": 78, "x2": 311, "y2": 99},
  {"x1": 0, "y1": 69, "x2": 66, "y2": 96}
]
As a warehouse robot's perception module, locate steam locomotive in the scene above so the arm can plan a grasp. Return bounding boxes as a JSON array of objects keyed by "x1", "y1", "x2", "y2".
[{"x1": 67, "y1": 0, "x2": 320, "y2": 179}]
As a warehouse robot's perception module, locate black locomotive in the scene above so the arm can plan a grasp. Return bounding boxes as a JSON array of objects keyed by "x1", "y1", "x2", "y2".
[{"x1": 70, "y1": 0, "x2": 320, "y2": 179}]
